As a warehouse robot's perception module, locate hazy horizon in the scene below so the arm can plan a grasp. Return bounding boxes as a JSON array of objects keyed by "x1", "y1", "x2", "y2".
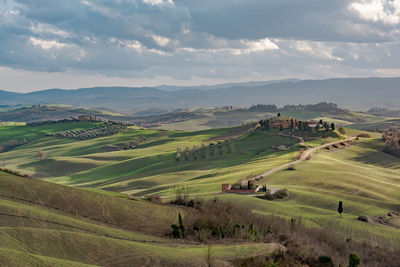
[{"x1": 1, "y1": 75, "x2": 399, "y2": 93}]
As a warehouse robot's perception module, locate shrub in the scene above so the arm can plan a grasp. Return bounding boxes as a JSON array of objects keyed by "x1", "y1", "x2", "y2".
[
  {"x1": 338, "y1": 126, "x2": 346, "y2": 135},
  {"x1": 382, "y1": 128, "x2": 400, "y2": 158},
  {"x1": 145, "y1": 195, "x2": 162, "y2": 204},
  {"x1": 356, "y1": 133, "x2": 371, "y2": 138},
  {"x1": 167, "y1": 198, "x2": 400, "y2": 266},
  {"x1": 257, "y1": 189, "x2": 288, "y2": 201},
  {"x1": 349, "y1": 253, "x2": 361, "y2": 267}
]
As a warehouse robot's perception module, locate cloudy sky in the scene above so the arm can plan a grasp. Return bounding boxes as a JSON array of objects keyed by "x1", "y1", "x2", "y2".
[{"x1": 1, "y1": 0, "x2": 400, "y2": 92}]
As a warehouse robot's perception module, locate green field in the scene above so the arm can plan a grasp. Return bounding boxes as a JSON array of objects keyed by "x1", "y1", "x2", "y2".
[
  {"x1": 0, "y1": 115, "x2": 399, "y2": 265},
  {"x1": 0, "y1": 170, "x2": 281, "y2": 266}
]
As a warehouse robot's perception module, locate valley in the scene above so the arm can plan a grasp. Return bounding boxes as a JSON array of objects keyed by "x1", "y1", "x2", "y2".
[{"x1": 0, "y1": 103, "x2": 399, "y2": 265}]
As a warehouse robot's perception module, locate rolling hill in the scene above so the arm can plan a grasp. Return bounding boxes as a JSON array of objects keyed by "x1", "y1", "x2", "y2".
[
  {"x1": 0, "y1": 113, "x2": 399, "y2": 265},
  {"x1": 0, "y1": 170, "x2": 282, "y2": 266},
  {"x1": 1, "y1": 77, "x2": 400, "y2": 112}
]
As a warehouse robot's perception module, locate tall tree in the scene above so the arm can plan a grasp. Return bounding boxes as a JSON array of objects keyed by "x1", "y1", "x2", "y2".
[
  {"x1": 338, "y1": 201, "x2": 343, "y2": 217},
  {"x1": 192, "y1": 144, "x2": 198, "y2": 160},
  {"x1": 178, "y1": 213, "x2": 185, "y2": 237},
  {"x1": 217, "y1": 141, "x2": 223, "y2": 156},
  {"x1": 330, "y1": 123, "x2": 335, "y2": 131},
  {"x1": 185, "y1": 146, "x2": 190, "y2": 161}
]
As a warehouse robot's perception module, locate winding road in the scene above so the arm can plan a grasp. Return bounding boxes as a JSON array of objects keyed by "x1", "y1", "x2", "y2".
[{"x1": 250, "y1": 135, "x2": 356, "y2": 184}]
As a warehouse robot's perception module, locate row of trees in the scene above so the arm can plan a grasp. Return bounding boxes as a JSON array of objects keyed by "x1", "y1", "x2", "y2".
[
  {"x1": 248, "y1": 104, "x2": 278, "y2": 112},
  {"x1": 175, "y1": 140, "x2": 232, "y2": 161},
  {"x1": 0, "y1": 138, "x2": 28, "y2": 153},
  {"x1": 51, "y1": 122, "x2": 128, "y2": 140},
  {"x1": 382, "y1": 128, "x2": 400, "y2": 157},
  {"x1": 258, "y1": 118, "x2": 337, "y2": 133}
]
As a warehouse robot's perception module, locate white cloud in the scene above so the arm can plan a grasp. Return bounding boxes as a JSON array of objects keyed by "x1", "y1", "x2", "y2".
[
  {"x1": 149, "y1": 34, "x2": 171, "y2": 47},
  {"x1": 143, "y1": 0, "x2": 174, "y2": 6},
  {"x1": 349, "y1": 0, "x2": 400, "y2": 25},
  {"x1": 29, "y1": 37, "x2": 69, "y2": 50},
  {"x1": 30, "y1": 23, "x2": 70, "y2": 38},
  {"x1": 292, "y1": 41, "x2": 344, "y2": 61},
  {"x1": 242, "y1": 38, "x2": 279, "y2": 52}
]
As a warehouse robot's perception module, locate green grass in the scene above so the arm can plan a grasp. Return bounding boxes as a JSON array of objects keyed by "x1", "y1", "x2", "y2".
[
  {"x1": 155, "y1": 109, "x2": 273, "y2": 131},
  {"x1": 0, "y1": 122, "x2": 100, "y2": 144},
  {"x1": 0, "y1": 171, "x2": 280, "y2": 266},
  {"x1": 1, "y1": 118, "x2": 399, "y2": 253}
]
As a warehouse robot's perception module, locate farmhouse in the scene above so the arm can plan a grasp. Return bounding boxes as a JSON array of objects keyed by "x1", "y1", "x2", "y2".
[{"x1": 222, "y1": 183, "x2": 261, "y2": 194}]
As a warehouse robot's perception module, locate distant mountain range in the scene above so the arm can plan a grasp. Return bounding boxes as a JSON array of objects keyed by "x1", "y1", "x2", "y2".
[{"x1": 1, "y1": 77, "x2": 399, "y2": 112}]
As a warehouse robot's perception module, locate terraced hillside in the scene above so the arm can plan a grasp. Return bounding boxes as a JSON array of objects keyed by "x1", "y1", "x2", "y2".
[{"x1": 0, "y1": 171, "x2": 280, "y2": 266}]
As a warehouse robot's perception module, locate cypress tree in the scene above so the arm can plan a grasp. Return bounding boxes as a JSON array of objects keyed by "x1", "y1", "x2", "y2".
[{"x1": 338, "y1": 201, "x2": 343, "y2": 217}]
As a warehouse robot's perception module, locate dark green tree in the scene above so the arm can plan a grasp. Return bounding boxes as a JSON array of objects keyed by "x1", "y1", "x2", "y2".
[
  {"x1": 349, "y1": 253, "x2": 361, "y2": 267},
  {"x1": 171, "y1": 224, "x2": 181, "y2": 238},
  {"x1": 178, "y1": 213, "x2": 185, "y2": 237},
  {"x1": 185, "y1": 146, "x2": 190, "y2": 161},
  {"x1": 279, "y1": 124, "x2": 283, "y2": 131},
  {"x1": 338, "y1": 201, "x2": 343, "y2": 217},
  {"x1": 330, "y1": 123, "x2": 335, "y2": 131},
  {"x1": 217, "y1": 141, "x2": 223, "y2": 156},
  {"x1": 277, "y1": 112, "x2": 281, "y2": 117}
]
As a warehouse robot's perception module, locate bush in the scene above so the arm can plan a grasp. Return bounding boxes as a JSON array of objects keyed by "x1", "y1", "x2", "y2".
[
  {"x1": 356, "y1": 133, "x2": 371, "y2": 138},
  {"x1": 318, "y1": 255, "x2": 334, "y2": 266},
  {"x1": 349, "y1": 253, "x2": 361, "y2": 267},
  {"x1": 166, "y1": 198, "x2": 400, "y2": 266},
  {"x1": 274, "y1": 189, "x2": 289, "y2": 199},
  {"x1": 145, "y1": 195, "x2": 162, "y2": 204},
  {"x1": 258, "y1": 189, "x2": 288, "y2": 201}
]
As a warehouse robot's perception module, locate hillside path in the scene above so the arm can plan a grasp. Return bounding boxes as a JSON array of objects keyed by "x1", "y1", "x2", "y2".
[{"x1": 251, "y1": 135, "x2": 355, "y2": 182}]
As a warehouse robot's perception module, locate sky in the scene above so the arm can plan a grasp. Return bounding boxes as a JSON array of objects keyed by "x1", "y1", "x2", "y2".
[{"x1": 1, "y1": 0, "x2": 400, "y2": 92}]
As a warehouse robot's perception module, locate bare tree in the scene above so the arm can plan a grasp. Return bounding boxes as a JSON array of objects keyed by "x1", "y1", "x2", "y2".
[
  {"x1": 36, "y1": 150, "x2": 46, "y2": 179},
  {"x1": 205, "y1": 245, "x2": 215, "y2": 267}
]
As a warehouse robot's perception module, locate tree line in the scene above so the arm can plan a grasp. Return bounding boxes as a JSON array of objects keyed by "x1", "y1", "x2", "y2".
[
  {"x1": 175, "y1": 140, "x2": 232, "y2": 161},
  {"x1": 382, "y1": 128, "x2": 400, "y2": 157}
]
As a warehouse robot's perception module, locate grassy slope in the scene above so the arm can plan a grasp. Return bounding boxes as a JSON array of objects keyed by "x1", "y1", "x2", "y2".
[
  {"x1": 157, "y1": 108, "x2": 388, "y2": 131},
  {"x1": 155, "y1": 110, "x2": 275, "y2": 131},
  {"x1": 0, "y1": 171, "x2": 279, "y2": 266},
  {"x1": 216, "y1": 138, "x2": 400, "y2": 248},
  {"x1": 1, "y1": 120, "x2": 399, "y2": 251},
  {"x1": 0, "y1": 121, "x2": 100, "y2": 144},
  {"x1": 0, "y1": 123, "x2": 296, "y2": 196}
]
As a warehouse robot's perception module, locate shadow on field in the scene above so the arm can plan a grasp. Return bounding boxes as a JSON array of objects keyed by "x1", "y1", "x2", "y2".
[{"x1": 350, "y1": 140, "x2": 400, "y2": 170}]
